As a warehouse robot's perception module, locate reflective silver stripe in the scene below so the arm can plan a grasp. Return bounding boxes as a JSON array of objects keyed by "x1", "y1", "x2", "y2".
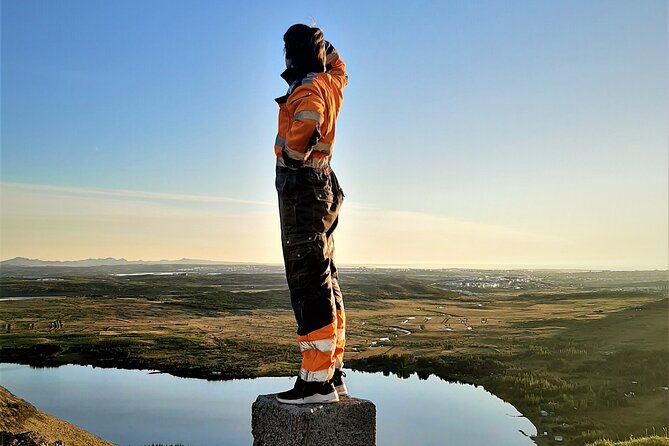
[
  {"x1": 294, "y1": 110, "x2": 323, "y2": 124},
  {"x1": 313, "y1": 141, "x2": 332, "y2": 154},
  {"x1": 304, "y1": 157, "x2": 330, "y2": 168},
  {"x1": 336, "y1": 329, "x2": 345, "y2": 340},
  {"x1": 299, "y1": 338, "x2": 336, "y2": 353},
  {"x1": 275, "y1": 135, "x2": 285, "y2": 148},
  {"x1": 276, "y1": 156, "x2": 330, "y2": 169},
  {"x1": 299, "y1": 366, "x2": 334, "y2": 382},
  {"x1": 283, "y1": 144, "x2": 309, "y2": 161},
  {"x1": 326, "y1": 50, "x2": 339, "y2": 64},
  {"x1": 301, "y1": 73, "x2": 318, "y2": 85}
]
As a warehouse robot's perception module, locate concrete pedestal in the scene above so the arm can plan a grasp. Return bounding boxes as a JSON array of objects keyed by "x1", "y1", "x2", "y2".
[{"x1": 251, "y1": 394, "x2": 376, "y2": 446}]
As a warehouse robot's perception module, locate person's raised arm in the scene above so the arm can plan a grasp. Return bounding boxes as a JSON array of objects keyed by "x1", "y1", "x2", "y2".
[{"x1": 325, "y1": 41, "x2": 348, "y2": 90}]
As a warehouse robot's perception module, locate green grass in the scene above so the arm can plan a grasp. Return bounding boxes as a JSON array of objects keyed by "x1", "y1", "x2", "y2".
[
  {"x1": 586, "y1": 437, "x2": 669, "y2": 446},
  {"x1": 0, "y1": 267, "x2": 667, "y2": 445}
]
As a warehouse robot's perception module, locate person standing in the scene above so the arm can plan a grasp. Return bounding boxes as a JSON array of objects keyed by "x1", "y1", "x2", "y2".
[{"x1": 273, "y1": 24, "x2": 348, "y2": 404}]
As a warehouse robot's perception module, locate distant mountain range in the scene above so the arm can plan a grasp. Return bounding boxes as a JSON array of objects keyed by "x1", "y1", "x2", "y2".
[{"x1": 0, "y1": 257, "x2": 231, "y2": 267}]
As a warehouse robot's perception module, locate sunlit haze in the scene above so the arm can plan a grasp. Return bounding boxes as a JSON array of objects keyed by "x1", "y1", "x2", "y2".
[{"x1": 1, "y1": 0, "x2": 667, "y2": 270}]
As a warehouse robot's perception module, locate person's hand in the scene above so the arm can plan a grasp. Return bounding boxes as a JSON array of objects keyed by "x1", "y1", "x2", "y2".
[{"x1": 324, "y1": 40, "x2": 335, "y2": 55}]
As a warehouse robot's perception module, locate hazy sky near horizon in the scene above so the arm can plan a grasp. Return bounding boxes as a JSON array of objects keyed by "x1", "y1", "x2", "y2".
[{"x1": 1, "y1": 0, "x2": 667, "y2": 269}]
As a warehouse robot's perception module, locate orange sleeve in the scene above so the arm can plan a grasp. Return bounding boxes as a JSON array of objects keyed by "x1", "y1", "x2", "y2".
[
  {"x1": 325, "y1": 42, "x2": 348, "y2": 91},
  {"x1": 283, "y1": 85, "x2": 325, "y2": 162}
]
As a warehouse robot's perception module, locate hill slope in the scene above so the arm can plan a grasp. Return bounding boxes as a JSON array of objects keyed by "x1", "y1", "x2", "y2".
[{"x1": 0, "y1": 385, "x2": 114, "y2": 446}]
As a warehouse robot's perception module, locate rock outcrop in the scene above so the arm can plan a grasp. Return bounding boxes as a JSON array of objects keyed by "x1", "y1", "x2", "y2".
[
  {"x1": 252, "y1": 394, "x2": 376, "y2": 446},
  {"x1": 0, "y1": 386, "x2": 114, "y2": 446}
]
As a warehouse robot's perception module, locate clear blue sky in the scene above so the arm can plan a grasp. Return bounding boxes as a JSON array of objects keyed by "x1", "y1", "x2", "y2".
[{"x1": 2, "y1": 0, "x2": 667, "y2": 269}]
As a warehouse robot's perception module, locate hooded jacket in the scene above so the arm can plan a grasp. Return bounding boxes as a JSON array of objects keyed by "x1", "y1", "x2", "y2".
[{"x1": 274, "y1": 42, "x2": 348, "y2": 168}]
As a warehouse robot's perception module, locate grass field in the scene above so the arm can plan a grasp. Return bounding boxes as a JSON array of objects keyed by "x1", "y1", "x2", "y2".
[{"x1": 0, "y1": 265, "x2": 667, "y2": 445}]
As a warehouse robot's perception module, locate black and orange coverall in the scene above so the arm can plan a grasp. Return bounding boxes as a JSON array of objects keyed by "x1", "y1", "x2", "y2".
[{"x1": 274, "y1": 43, "x2": 348, "y2": 382}]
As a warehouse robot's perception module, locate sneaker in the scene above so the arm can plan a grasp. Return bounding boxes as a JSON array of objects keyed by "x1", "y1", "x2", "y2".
[
  {"x1": 330, "y1": 369, "x2": 348, "y2": 397},
  {"x1": 276, "y1": 377, "x2": 339, "y2": 404}
]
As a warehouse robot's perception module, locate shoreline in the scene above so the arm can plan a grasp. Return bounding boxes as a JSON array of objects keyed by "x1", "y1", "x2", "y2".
[
  {"x1": 0, "y1": 346, "x2": 602, "y2": 446},
  {"x1": 0, "y1": 355, "x2": 543, "y2": 445},
  {"x1": 1, "y1": 269, "x2": 666, "y2": 446}
]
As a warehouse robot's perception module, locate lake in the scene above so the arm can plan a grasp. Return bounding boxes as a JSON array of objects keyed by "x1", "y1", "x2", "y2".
[{"x1": 0, "y1": 363, "x2": 537, "y2": 446}]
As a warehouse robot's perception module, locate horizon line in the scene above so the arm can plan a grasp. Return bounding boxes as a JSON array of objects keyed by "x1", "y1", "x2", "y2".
[{"x1": 1, "y1": 256, "x2": 666, "y2": 272}]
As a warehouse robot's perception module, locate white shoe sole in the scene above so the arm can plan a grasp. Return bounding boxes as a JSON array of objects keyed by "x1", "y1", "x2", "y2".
[
  {"x1": 276, "y1": 391, "x2": 339, "y2": 405},
  {"x1": 335, "y1": 383, "x2": 348, "y2": 397}
]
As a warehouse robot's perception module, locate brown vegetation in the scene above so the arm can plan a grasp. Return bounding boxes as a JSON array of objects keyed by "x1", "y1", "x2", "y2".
[
  {"x1": 0, "y1": 267, "x2": 667, "y2": 445},
  {"x1": 0, "y1": 386, "x2": 113, "y2": 446}
]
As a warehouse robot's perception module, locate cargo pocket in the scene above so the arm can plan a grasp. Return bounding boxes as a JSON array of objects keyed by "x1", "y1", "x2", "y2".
[
  {"x1": 288, "y1": 244, "x2": 313, "y2": 262},
  {"x1": 314, "y1": 187, "x2": 334, "y2": 204},
  {"x1": 285, "y1": 232, "x2": 319, "y2": 249},
  {"x1": 284, "y1": 233, "x2": 316, "y2": 291},
  {"x1": 314, "y1": 186, "x2": 337, "y2": 228},
  {"x1": 330, "y1": 170, "x2": 345, "y2": 200},
  {"x1": 284, "y1": 232, "x2": 326, "y2": 292}
]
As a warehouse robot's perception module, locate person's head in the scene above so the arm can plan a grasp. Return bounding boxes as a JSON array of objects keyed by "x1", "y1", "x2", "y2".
[{"x1": 283, "y1": 24, "x2": 325, "y2": 74}]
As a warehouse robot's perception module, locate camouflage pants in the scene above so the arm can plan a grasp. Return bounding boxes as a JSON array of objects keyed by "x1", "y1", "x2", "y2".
[{"x1": 275, "y1": 164, "x2": 346, "y2": 381}]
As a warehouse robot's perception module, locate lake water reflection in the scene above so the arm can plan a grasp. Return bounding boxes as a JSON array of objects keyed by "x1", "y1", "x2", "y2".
[{"x1": 0, "y1": 363, "x2": 536, "y2": 446}]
